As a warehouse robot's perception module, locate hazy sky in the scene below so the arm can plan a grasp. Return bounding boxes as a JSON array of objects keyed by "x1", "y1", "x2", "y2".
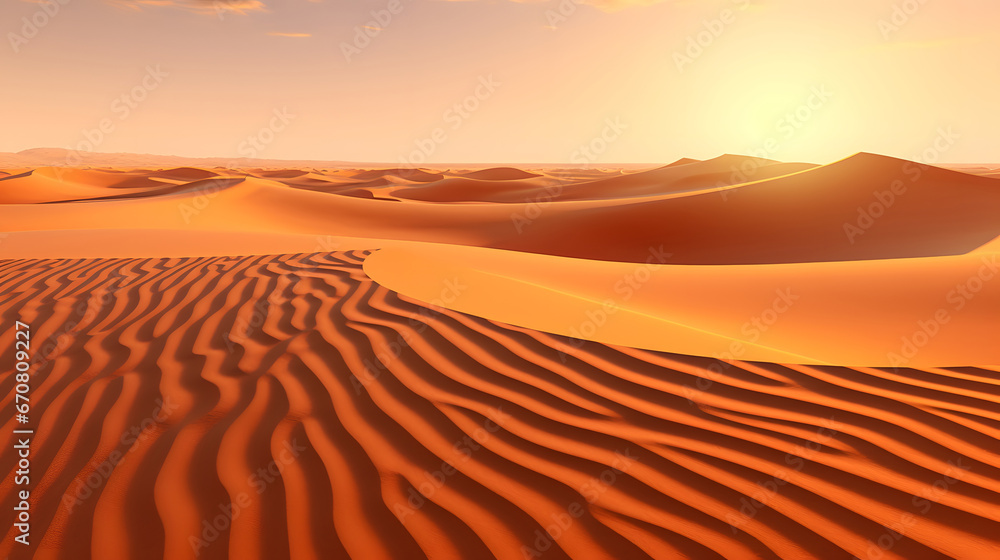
[{"x1": 2, "y1": 0, "x2": 998, "y2": 163}]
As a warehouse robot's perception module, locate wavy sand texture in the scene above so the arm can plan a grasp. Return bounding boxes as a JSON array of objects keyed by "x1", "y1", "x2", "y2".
[{"x1": 1, "y1": 252, "x2": 999, "y2": 559}]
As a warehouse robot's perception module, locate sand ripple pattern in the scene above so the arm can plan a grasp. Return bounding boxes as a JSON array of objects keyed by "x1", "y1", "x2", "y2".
[{"x1": 1, "y1": 252, "x2": 999, "y2": 559}]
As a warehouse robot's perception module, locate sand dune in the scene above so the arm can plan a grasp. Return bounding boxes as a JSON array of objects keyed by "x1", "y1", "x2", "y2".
[
  {"x1": 1, "y1": 154, "x2": 999, "y2": 559},
  {"x1": 365, "y1": 243, "x2": 1000, "y2": 367},
  {"x1": 0, "y1": 168, "x2": 164, "y2": 204},
  {"x1": 457, "y1": 167, "x2": 543, "y2": 181},
  {"x1": 2, "y1": 252, "x2": 998, "y2": 560},
  {"x1": 539, "y1": 155, "x2": 817, "y2": 202},
  {"x1": 0, "y1": 148, "x2": 363, "y2": 171},
  {"x1": 3, "y1": 153, "x2": 999, "y2": 265}
]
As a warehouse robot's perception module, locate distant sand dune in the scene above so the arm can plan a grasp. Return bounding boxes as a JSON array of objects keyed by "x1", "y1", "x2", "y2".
[
  {"x1": 2, "y1": 252, "x2": 999, "y2": 559},
  {"x1": 457, "y1": 167, "x2": 542, "y2": 181},
  {"x1": 3, "y1": 153, "x2": 999, "y2": 264}
]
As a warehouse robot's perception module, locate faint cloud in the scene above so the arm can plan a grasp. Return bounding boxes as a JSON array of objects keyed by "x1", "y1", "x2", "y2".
[
  {"x1": 267, "y1": 32, "x2": 312, "y2": 38},
  {"x1": 107, "y1": 0, "x2": 268, "y2": 15}
]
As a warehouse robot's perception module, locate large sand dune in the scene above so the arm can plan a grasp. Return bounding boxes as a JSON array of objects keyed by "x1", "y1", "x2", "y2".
[
  {"x1": 1, "y1": 153, "x2": 998, "y2": 264},
  {"x1": 1, "y1": 154, "x2": 999, "y2": 559}
]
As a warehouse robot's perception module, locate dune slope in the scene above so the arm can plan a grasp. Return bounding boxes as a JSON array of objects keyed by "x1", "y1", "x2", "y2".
[
  {"x1": 2, "y1": 154, "x2": 1000, "y2": 264},
  {"x1": 363, "y1": 244, "x2": 1000, "y2": 368}
]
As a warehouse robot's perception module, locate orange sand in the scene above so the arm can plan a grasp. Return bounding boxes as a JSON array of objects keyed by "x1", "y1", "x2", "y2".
[{"x1": 1, "y1": 154, "x2": 999, "y2": 559}]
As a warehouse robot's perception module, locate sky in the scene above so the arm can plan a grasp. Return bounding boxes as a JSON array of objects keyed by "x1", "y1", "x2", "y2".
[{"x1": 1, "y1": 0, "x2": 998, "y2": 164}]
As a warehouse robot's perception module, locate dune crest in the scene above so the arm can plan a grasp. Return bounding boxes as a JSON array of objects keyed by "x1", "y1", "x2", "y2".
[
  {"x1": 364, "y1": 243, "x2": 1000, "y2": 368},
  {"x1": 3, "y1": 154, "x2": 1000, "y2": 264}
]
